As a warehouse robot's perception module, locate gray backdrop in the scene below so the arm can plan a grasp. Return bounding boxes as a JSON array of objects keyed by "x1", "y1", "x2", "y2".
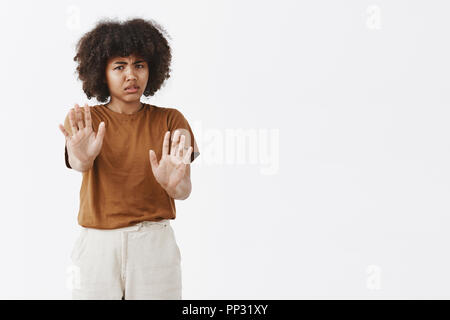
[{"x1": 0, "y1": 0, "x2": 448, "y2": 299}]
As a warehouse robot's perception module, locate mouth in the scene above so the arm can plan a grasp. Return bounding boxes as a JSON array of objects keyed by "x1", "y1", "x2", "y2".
[{"x1": 125, "y1": 86, "x2": 139, "y2": 93}]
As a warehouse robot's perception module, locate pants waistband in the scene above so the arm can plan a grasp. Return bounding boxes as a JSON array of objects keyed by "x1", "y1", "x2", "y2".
[{"x1": 82, "y1": 219, "x2": 171, "y2": 233}]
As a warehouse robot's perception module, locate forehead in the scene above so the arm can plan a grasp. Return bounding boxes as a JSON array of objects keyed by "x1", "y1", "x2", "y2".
[{"x1": 107, "y1": 54, "x2": 145, "y2": 64}]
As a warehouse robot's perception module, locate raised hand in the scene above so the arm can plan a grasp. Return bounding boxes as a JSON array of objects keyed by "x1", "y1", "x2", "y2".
[
  {"x1": 58, "y1": 103, "x2": 106, "y2": 164},
  {"x1": 149, "y1": 130, "x2": 193, "y2": 191}
]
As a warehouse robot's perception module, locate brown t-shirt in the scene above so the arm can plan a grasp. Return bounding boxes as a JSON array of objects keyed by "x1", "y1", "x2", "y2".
[{"x1": 63, "y1": 103, "x2": 200, "y2": 229}]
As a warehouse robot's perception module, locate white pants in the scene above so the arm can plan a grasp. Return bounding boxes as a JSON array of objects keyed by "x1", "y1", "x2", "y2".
[{"x1": 70, "y1": 219, "x2": 182, "y2": 300}]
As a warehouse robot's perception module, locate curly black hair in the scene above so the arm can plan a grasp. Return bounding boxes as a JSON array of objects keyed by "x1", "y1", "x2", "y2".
[{"x1": 73, "y1": 17, "x2": 172, "y2": 102}]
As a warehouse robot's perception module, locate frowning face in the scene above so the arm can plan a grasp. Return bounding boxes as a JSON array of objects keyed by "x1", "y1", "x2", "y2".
[{"x1": 105, "y1": 54, "x2": 149, "y2": 102}]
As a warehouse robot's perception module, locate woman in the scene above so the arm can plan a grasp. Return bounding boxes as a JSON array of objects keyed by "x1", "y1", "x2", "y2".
[{"x1": 58, "y1": 17, "x2": 200, "y2": 300}]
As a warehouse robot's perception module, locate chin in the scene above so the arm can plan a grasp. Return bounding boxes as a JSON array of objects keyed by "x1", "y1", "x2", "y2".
[{"x1": 123, "y1": 95, "x2": 142, "y2": 101}]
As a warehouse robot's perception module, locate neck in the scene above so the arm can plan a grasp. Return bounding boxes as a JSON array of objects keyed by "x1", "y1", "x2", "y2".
[{"x1": 106, "y1": 98, "x2": 143, "y2": 114}]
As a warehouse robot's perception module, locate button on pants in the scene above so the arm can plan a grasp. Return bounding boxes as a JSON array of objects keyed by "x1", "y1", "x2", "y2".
[{"x1": 70, "y1": 219, "x2": 182, "y2": 300}]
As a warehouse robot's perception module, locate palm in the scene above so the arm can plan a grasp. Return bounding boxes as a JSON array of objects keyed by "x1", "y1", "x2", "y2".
[
  {"x1": 67, "y1": 126, "x2": 102, "y2": 162},
  {"x1": 149, "y1": 130, "x2": 193, "y2": 190},
  {"x1": 59, "y1": 104, "x2": 106, "y2": 163},
  {"x1": 152, "y1": 154, "x2": 187, "y2": 189}
]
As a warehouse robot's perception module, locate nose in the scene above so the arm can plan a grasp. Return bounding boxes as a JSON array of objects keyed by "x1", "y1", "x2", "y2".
[{"x1": 125, "y1": 68, "x2": 137, "y2": 80}]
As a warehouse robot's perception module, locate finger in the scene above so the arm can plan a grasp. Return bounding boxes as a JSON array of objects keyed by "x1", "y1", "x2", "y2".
[
  {"x1": 68, "y1": 108, "x2": 78, "y2": 134},
  {"x1": 75, "y1": 104, "x2": 84, "y2": 129},
  {"x1": 149, "y1": 149, "x2": 159, "y2": 170},
  {"x1": 58, "y1": 124, "x2": 69, "y2": 139},
  {"x1": 170, "y1": 130, "x2": 181, "y2": 156},
  {"x1": 95, "y1": 122, "x2": 105, "y2": 143},
  {"x1": 84, "y1": 104, "x2": 92, "y2": 130},
  {"x1": 182, "y1": 146, "x2": 193, "y2": 164},
  {"x1": 177, "y1": 135, "x2": 185, "y2": 158},
  {"x1": 78, "y1": 104, "x2": 85, "y2": 129},
  {"x1": 162, "y1": 131, "x2": 170, "y2": 157}
]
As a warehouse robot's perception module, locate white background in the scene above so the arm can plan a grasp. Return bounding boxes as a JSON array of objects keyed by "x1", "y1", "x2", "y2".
[{"x1": 0, "y1": 0, "x2": 449, "y2": 299}]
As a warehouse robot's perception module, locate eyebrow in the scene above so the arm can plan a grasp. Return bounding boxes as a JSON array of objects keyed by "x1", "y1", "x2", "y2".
[{"x1": 113, "y1": 60, "x2": 146, "y2": 65}]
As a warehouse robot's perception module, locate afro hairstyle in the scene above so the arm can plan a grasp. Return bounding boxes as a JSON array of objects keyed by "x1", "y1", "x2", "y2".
[{"x1": 73, "y1": 17, "x2": 172, "y2": 102}]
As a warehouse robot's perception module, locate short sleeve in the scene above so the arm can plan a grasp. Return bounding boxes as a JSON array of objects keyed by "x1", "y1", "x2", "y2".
[
  {"x1": 166, "y1": 108, "x2": 200, "y2": 163},
  {"x1": 63, "y1": 113, "x2": 72, "y2": 169}
]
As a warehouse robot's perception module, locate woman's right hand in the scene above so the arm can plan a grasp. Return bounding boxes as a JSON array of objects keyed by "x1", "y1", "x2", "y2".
[{"x1": 58, "y1": 103, "x2": 106, "y2": 164}]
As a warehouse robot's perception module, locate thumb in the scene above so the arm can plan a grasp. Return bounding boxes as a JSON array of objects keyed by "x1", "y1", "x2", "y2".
[
  {"x1": 149, "y1": 150, "x2": 159, "y2": 171},
  {"x1": 58, "y1": 124, "x2": 69, "y2": 140}
]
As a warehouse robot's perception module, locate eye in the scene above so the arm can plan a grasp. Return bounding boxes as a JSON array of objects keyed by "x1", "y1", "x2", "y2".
[
  {"x1": 114, "y1": 66, "x2": 123, "y2": 70},
  {"x1": 136, "y1": 64, "x2": 144, "y2": 69}
]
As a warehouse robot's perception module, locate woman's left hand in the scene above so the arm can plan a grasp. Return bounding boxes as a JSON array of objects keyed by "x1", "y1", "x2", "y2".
[{"x1": 149, "y1": 130, "x2": 193, "y2": 191}]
